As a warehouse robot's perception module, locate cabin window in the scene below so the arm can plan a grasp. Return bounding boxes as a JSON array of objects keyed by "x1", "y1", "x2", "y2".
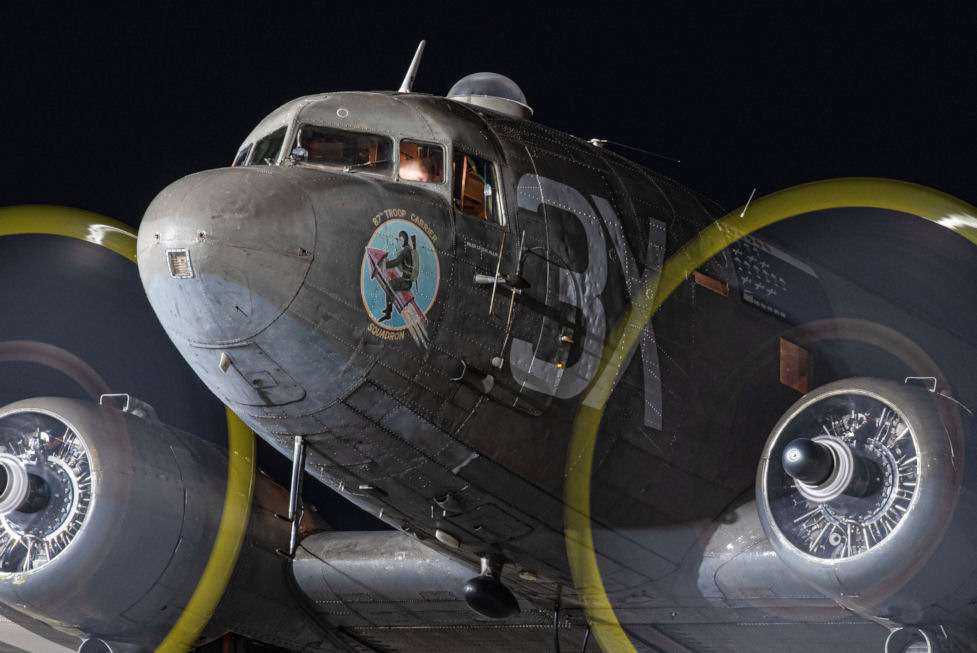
[
  {"x1": 232, "y1": 144, "x2": 251, "y2": 167},
  {"x1": 399, "y1": 140, "x2": 443, "y2": 183},
  {"x1": 452, "y1": 151, "x2": 503, "y2": 224},
  {"x1": 249, "y1": 127, "x2": 287, "y2": 166},
  {"x1": 293, "y1": 125, "x2": 393, "y2": 174}
]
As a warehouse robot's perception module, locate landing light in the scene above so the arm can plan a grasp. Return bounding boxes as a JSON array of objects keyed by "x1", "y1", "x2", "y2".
[{"x1": 166, "y1": 249, "x2": 193, "y2": 279}]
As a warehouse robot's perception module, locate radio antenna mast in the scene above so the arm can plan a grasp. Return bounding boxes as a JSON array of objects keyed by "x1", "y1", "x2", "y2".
[{"x1": 398, "y1": 40, "x2": 426, "y2": 93}]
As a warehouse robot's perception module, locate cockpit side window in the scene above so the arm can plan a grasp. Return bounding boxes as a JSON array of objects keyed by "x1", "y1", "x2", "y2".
[
  {"x1": 232, "y1": 144, "x2": 251, "y2": 167},
  {"x1": 399, "y1": 140, "x2": 444, "y2": 183},
  {"x1": 294, "y1": 125, "x2": 393, "y2": 174},
  {"x1": 249, "y1": 127, "x2": 287, "y2": 166},
  {"x1": 452, "y1": 151, "x2": 503, "y2": 225}
]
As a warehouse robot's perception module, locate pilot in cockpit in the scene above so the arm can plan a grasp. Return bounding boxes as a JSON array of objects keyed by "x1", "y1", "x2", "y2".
[{"x1": 399, "y1": 156, "x2": 440, "y2": 182}]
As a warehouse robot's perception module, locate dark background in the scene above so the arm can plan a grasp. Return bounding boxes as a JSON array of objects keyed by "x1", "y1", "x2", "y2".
[{"x1": 1, "y1": 2, "x2": 975, "y2": 223}]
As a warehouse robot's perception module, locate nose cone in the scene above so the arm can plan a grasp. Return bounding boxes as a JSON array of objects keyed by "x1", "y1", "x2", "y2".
[{"x1": 137, "y1": 168, "x2": 315, "y2": 345}]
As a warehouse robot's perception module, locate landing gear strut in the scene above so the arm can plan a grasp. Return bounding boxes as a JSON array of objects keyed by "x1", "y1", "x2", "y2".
[{"x1": 276, "y1": 435, "x2": 306, "y2": 558}]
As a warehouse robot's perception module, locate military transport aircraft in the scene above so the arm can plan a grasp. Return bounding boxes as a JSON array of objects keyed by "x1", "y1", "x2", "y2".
[{"x1": 2, "y1": 42, "x2": 977, "y2": 652}]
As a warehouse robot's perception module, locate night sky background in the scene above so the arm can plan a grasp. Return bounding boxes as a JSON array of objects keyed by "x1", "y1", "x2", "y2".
[{"x1": 2, "y1": 3, "x2": 976, "y2": 223}]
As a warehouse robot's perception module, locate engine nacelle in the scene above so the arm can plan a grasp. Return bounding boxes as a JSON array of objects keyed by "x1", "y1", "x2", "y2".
[
  {"x1": 757, "y1": 378, "x2": 977, "y2": 642},
  {"x1": 0, "y1": 397, "x2": 229, "y2": 648}
]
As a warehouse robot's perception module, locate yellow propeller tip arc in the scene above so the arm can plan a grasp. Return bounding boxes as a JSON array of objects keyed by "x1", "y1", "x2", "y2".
[
  {"x1": 564, "y1": 178, "x2": 977, "y2": 653},
  {"x1": 0, "y1": 206, "x2": 255, "y2": 652},
  {"x1": 0, "y1": 205, "x2": 138, "y2": 262}
]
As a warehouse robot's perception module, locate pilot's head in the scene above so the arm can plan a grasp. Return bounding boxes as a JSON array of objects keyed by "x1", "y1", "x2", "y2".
[
  {"x1": 400, "y1": 157, "x2": 439, "y2": 182},
  {"x1": 398, "y1": 230, "x2": 408, "y2": 247}
]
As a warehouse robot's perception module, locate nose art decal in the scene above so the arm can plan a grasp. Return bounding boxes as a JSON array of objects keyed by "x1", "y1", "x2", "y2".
[{"x1": 360, "y1": 214, "x2": 440, "y2": 347}]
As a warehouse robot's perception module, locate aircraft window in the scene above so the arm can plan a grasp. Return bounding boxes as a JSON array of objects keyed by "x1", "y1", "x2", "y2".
[
  {"x1": 399, "y1": 140, "x2": 444, "y2": 183},
  {"x1": 294, "y1": 125, "x2": 393, "y2": 174},
  {"x1": 452, "y1": 151, "x2": 502, "y2": 224},
  {"x1": 249, "y1": 127, "x2": 287, "y2": 166},
  {"x1": 232, "y1": 144, "x2": 251, "y2": 167}
]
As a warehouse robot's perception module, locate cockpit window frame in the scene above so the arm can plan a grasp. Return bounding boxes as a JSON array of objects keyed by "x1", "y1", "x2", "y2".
[
  {"x1": 451, "y1": 148, "x2": 507, "y2": 227},
  {"x1": 398, "y1": 139, "x2": 446, "y2": 185},
  {"x1": 292, "y1": 123, "x2": 394, "y2": 176},
  {"x1": 248, "y1": 126, "x2": 288, "y2": 166},
  {"x1": 232, "y1": 144, "x2": 252, "y2": 167}
]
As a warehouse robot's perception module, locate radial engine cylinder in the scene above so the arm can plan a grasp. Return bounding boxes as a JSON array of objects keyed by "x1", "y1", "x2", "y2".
[
  {"x1": 757, "y1": 378, "x2": 977, "y2": 642},
  {"x1": 0, "y1": 397, "x2": 229, "y2": 648}
]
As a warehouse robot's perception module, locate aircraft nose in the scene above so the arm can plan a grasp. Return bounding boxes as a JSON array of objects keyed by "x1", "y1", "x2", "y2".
[{"x1": 137, "y1": 168, "x2": 315, "y2": 346}]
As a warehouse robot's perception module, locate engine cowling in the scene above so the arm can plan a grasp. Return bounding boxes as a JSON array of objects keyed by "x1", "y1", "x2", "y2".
[
  {"x1": 0, "y1": 396, "x2": 230, "y2": 648},
  {"x1": 757, "y1": 377, "x2": 977, "y2": 644}
]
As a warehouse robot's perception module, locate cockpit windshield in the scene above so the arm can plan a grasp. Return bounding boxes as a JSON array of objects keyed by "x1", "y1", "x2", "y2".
[
  {"x1": 293, "y1": 125, "x2": 393, "y2": 174},
  {"x1": 249, "y1": 127, "x2": 287, "y2": 166}
]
